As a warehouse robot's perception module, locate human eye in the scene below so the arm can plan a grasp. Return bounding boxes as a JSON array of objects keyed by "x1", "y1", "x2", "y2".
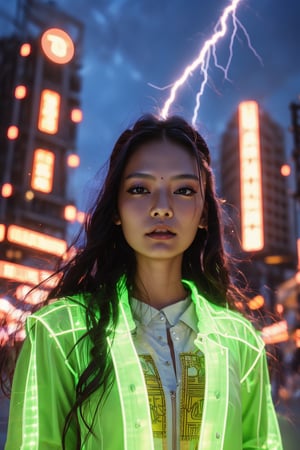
[
  {"x1": 174, "y1": 186, "x2": 197, "y2": 196},
  {"x1": 127, "y1": 185, "x2": 150, "y2": 195}
]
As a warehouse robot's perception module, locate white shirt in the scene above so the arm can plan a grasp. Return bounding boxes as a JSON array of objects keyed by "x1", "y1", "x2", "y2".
[{"x1": 130, "y1": 297, "x2": 205, "y2": 450}]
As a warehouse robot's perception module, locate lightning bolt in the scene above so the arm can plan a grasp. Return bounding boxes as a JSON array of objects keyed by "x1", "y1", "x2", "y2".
[{"x1": 159, "y1": 0, "x2": 262, "y2": 126}]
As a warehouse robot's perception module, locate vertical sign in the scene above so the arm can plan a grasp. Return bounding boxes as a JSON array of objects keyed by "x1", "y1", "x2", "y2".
[
  {"x1": 38, "y1": 89, "x2": 60, "y2": 134},
  {"x1": 238, "y1": 101, "x2": 264, "y2": 252},
  {"x1": 31, "y1": 148, "x2": 55, "y2": 193}
]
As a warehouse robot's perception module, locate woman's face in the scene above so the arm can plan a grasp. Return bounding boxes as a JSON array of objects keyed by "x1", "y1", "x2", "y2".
[{"x1": 117, "y1": 139, "x2": 206, "y2": 267}]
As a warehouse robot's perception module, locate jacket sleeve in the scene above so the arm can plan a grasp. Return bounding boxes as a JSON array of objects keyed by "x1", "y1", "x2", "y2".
[
  {"x1": 240, "y1": 331, "x2": 283, "y2": 450},
  {"x1": 5, "y1": 310, "x2": 79, "y2": 449}
]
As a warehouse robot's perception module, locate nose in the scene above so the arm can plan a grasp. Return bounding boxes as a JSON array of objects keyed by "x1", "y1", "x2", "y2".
[{"x1": 150, "y1": 191, "x2": 173, "y2": 218}]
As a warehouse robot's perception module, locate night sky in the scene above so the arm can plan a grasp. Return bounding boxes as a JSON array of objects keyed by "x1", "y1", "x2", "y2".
[{"x1": 1, "y1": 0, "x2": 300, "y2": 214}]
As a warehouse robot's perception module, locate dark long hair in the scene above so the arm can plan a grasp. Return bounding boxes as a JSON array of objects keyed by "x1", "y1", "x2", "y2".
[{"x1": 1, "y1": 114, "x2": 246, "y2": 448}]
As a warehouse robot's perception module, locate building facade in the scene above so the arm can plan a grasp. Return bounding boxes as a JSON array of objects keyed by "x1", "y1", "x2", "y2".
[{"x1": 219, "y1": 101, "x2": 296, "y2": 315}]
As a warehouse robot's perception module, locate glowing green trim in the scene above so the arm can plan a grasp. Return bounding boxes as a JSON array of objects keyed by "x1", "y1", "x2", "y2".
[
  {"x1": 18, "y1": 303, "x2": 86, "y2": 448},
  {"x1": 108, "y1": 278, "x2": 154, "y2": 450},
  {"x1": 21, "y1": 330, "x2": 39, "y2": 449}
]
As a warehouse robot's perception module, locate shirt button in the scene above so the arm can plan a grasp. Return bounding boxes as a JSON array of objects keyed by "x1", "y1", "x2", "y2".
[
  {"x1": 215, "y1": 391, "x2": 220, "y2": 399},
  {"x1": 165, "y1": 360, "x2": 171, "y2": 366},
  {"x1": 129, "y1": 384, "x2": 136, "y2": 392},
  {"x1": 135, "y1": 420, "x2": 141, "y2": 428},
  {"x1": 160, "y1": 315, "x2": 165, "y2": 321},
  {"x1": 216, "y1": 432, "x2": 221, "y2": 439}
]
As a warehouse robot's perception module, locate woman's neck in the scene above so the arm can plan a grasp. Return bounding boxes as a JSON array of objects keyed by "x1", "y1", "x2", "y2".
[{"x1": 132, "y1": 259, "x2": 188, "y2": 309}]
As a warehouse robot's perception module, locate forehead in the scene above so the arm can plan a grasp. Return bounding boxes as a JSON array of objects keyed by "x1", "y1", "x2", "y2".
[{"x1": 123, "y1": 139, "x2": 198, "y2": 175}]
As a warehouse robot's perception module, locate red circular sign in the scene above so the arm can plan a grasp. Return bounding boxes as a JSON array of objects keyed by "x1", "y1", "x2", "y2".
[{"x1": 41, "y1": 28, "x2": 75, "y2": 64}]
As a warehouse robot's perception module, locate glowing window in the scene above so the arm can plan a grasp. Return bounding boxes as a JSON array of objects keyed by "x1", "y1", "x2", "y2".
[
  {"x1": 15, "y1": 85, "x2": 27, "y2": 99},
  {"x1": 31, "y1": 149, "x2": 55, "y2": 193},
  {"x1": 67, "y1": 153, "x2": 80, "y2": 168},
  {"x1": 64, "y1": 205, "x2": 77, "y2": 222},
  {"x1": 41, "y1": 28, "x2": 75, "y2": 64},
  {"x1": 20, "y1": 43, "x2": 31, "y2": 57},
  {"x1": 7, "y1": 126, "x2": 19, "y2": 140},
  {"x1": 38, "y1": 89, "x2": 60, "y2": 134},
  {"x1": 248, "y1": 295, "x2": 264, "y2": 310},
  {"x1": 281, "y1": 164, "x2": 291, "y2": 177},
  {"x1": 25, "y1": 190, "x2": 35, "y2": 201},
  {"x1": 1, "y1": 183, "x2": 13, "y2": 198},
  {"x1": 71, "y1": 108, "x2": 83, "y2": 123},
  {"x1": 238, "y1": 101, "x2": 264, "y2": 252}
]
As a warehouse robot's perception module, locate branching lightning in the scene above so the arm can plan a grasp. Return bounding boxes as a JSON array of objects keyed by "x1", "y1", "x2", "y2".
[{"x1": 158, "y1": 0, "x2": 262, "y2": 126}]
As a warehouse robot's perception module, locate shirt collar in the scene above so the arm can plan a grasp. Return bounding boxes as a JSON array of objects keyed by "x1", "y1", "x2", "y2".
[{"x1": 130, "y1": 296, "x2": 198, "y2": 333}]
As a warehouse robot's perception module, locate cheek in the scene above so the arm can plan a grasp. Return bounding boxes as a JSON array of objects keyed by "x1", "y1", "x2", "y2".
[
  {"x1": 119, "y1": 201, "x2": 142, "y2": 222},
  {"x1": 179, "y1": 200, "x2": 203, "y2": 222},
  {"x1": 119, "y1": 196, "x2": 151, "y2": 218}
]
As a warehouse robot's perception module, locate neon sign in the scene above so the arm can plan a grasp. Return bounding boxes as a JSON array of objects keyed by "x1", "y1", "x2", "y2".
[
  {"x1": 38, "y1": 89, "x2": 60, "y2": 135},
  {"x1": 41, "y1": 28, "x2": 75, "y2": 64},
  {"x1": 0, "y1": 260, "x2": 56, "y2": 287},
  {"x1": 31, "y1": 148, "x2": 55, "y2": 193},
  {"x1": 7, "y1": 225, "x2": 67, "y2": 257},
  {"x1": 238, "y1": 101, "x2": 264, "y2": 252}
]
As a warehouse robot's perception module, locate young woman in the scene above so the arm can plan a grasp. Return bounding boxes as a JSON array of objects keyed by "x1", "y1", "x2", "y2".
[{"x1": 4, "y1": 114, "x2": 282, "y2": 449}]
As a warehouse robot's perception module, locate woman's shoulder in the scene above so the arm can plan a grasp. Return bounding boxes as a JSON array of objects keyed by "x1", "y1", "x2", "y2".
[
  {"x1": 22, "y1": 295, "x2": 91, "y2": 376},
  {"x1": 200, "y1": 296, "x2": 264, "y2": 347},
  {"x1": 26, "y1": 294, "x2": 88, "y2": 336}
]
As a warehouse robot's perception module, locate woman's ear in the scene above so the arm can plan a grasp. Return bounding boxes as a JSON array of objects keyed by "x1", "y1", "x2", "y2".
[
  {"x1": 198, "y1": 203, "x2": 208, "y2": 230},
  {"x1": 198, "y1": 219, "x2": 207, "y2": 230}
]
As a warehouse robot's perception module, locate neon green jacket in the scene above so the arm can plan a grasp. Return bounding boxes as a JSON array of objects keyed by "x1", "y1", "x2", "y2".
[{"x1": 5, "y1": 280, "x2": 282, "y2": 449}]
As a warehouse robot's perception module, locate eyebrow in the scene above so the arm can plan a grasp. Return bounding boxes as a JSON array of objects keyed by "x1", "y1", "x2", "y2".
[{"x1": 125, "y1": 172, "x2": 200, "y2": 181}]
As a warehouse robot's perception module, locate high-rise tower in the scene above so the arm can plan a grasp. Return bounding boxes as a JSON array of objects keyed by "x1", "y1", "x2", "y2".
[
  {"x1": 0, "y1": 0, "x2": 84, "y2": 300},
  {"x1": 220, "y1": 100, "x2": 296, "y2": 311}
]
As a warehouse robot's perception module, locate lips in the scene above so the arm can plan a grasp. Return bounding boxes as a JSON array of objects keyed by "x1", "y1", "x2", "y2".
[{"x1": 146, "y1": 226, "x2": 176, "y2": 239}]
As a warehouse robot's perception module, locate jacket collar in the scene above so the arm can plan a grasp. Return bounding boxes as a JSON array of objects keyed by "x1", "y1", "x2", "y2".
[{"x1": 116, "y1": 276, "x2": 226, "y2": 335}]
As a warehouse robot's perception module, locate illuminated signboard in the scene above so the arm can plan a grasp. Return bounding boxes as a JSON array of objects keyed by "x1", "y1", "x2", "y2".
[
  {"x1": 41, "y1": 28, "x2": 75, "y2": 64},
  {"x1": 38, "y1": 89, "x2": 61, "y2": 134},
  {"x1": 261, "y1": 320, "x2": 289, "y2": 344},
  {"x1": 15, "y1": 284, "x2": 48, "y2": 305},
  {"x1": 238, "y1": 101, "x2": 264, "y2": 252},
  {"x1": 31, "y1": 148, "x2": 55, "y2": 193},
  {"x1": 7, "y1": 225, "x2": 67, "y2": 257},
  {"x1": 0, "y1": 260, "x2": 55, "y2": 287}
]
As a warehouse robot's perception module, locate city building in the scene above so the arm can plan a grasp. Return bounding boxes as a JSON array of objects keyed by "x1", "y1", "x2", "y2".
[
  {"x1": 0, "y1": 0, "x2": 84, "y2": 301},
  {"x1": 0, "y1": 1, "x2": 84, "y2": 445},
  {"x1": 219, "y1": 100, "x2": 297, "y2": 316}
]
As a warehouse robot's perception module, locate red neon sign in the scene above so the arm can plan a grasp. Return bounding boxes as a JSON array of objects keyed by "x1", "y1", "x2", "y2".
[
  {"x1": 38, "y1": 89, "x2": 60, "y2": 134},
  {"x1": 41, "y1": 28, "x2": 75, "y2": 64},
  {"x1": 0, "y1": 260, "x2": 56, "y2": 287},
  {"x1": 7, "y1": 225, "x2": 67, "y2": 257},
  {"x1": 31, "y1": 149, "x2": 55, "y2": 193},
  {"x1": 238, "y1": 101, "x2": 264, "y2": 252}
]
